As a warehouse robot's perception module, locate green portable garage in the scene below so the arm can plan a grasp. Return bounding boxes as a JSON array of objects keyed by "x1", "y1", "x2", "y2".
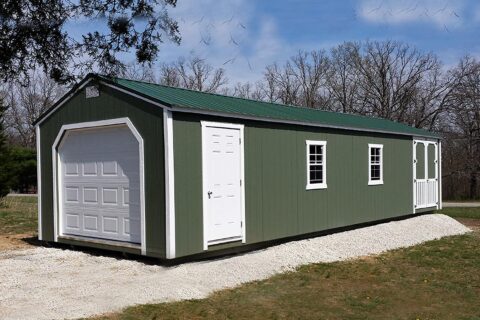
[{"x1": 34, "y1": 73, "x2": 442, "y2": 260}]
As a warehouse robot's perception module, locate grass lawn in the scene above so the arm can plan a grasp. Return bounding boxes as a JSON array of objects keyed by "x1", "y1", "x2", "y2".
[
  {"x1": 0, "y1": 196, "x2": 37, "y2": 235},
  {"x1": 95, "y1": 208, "x2": 480, "y2": 320},
  {"x1": 0, "y1": 197, "x2": 478, "y2": 319},
  {"x1": 439, "y1": 207, "x2": 480, "y2": 220}
]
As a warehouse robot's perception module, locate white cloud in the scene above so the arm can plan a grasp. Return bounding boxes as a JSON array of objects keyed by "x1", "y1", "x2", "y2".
[{"x1": 358, "y1": 0, "x2": 466, "y2": 29}]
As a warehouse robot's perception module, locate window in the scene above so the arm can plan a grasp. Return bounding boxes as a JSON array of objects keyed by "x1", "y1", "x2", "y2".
[
  {"x1": 306, "y1": 140, "x2": 327, "y2": 190},
  {"x1": 368, "y1": 144, "x2": 383, "y2": 185}
]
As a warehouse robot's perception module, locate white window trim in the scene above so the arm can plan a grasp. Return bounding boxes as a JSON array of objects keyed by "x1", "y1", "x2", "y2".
[
  {"x1": 306, "y1": 140, "x2": 327, "y2": 190},
  {"x1": 368, "y1": 143, "x2": 384, "y2": 186}
]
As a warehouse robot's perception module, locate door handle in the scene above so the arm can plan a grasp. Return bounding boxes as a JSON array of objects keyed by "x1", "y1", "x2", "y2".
[{"x1": 207, "y1": 191, "x2": 213, "y2": 199}]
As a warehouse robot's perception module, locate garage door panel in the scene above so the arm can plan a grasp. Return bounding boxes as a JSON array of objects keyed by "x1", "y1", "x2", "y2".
[{"x1": 59, "y1": 125, "x2": 141, "y2": 244}]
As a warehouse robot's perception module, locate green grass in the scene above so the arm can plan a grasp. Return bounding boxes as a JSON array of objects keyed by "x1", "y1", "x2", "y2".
[
  {"x1": 438, "y1": 207, "x2": 480, "y2": 219},
  {"x1": 94, "y1": 209, "x2": 480, "y2": 320},
  {"x1": 0, "y1": 196, "x2": 38, "y2": 235}
]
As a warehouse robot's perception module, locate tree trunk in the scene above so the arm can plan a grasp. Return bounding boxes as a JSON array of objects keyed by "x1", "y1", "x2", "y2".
[{"x1": 470, "y1": 171, "x2": 477, "y2": 199}]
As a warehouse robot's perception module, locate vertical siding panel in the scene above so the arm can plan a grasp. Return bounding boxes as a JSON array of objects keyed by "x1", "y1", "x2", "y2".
[
  {"x1": 171, "y1": 113, "x2": 414, "y2": 258},
  {"x1": 173, "y1": 117, "x2": 203, "y2": 257},
  {"x1": 245, "y1": 126, "x2": 263, "y2": 243}
]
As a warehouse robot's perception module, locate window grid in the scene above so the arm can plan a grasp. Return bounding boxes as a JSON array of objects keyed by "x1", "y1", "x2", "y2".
[
  {"x1": 306, "y1": 141, "x2": 327, "y2": 189},
  {"x1": 368, "y1": 144, "x2": 383, "y2": 185}
]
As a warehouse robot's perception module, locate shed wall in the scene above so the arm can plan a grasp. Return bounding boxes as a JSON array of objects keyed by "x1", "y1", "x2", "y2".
[
  {"x1": 173, "y1": 113, "x2": 414, "y2": 258},
  {"x1": 39, "y1": 84, "x2": 166, "y2": 258}
]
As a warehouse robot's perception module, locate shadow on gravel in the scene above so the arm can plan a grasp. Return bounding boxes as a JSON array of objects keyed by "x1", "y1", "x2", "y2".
[{"x1": 19, "y1": 236, "x2": 164, "y2": 266}]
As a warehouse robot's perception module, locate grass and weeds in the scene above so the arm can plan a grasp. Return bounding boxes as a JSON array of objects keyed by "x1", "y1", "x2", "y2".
[
  {"x1": 0, "y1": 195, "x2": 37, "y2": 235},
  {"x1": 95, "y1": 207, "x2": 480, "y2": 320},
  {"x1": 438, "y1": 206, "x2": 480, "y2": 220}
]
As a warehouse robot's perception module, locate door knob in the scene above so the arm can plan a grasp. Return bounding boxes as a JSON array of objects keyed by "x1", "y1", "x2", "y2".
[{"x1": 207, "y1": 191, "x2": 213, "y2": 199}]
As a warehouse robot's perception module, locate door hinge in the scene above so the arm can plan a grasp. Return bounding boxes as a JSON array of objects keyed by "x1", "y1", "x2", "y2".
[
  {"x1": 239, "y1": 138, "x2": 241, "y2": 144},
  {"x1": 241, "y1": 221, "x2": 243, "y2": 227},
  {"x1": 240, "y1": 179, "x2": 242, "y2": 186}
]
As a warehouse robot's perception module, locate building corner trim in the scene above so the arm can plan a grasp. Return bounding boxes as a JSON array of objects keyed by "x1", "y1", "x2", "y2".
[
  {"x1": 164, "y1": 109, "x2": 176, "y2": 259},
  {"x1": 36, "y1": 125, "x2": 42, "y2": 240}
]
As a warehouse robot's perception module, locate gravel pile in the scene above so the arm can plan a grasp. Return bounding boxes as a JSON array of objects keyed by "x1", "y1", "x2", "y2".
[{"x1": 0, "y1": 214, "x2": 470, "y2": 320}]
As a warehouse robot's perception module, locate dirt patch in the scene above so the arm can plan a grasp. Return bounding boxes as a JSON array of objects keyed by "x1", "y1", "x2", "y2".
[
  {"x1": 0, "y1": 234, "x2": 35, "y2": 251},
  {"x1": 455, "y1": 218, "x2": 480, "y2": 231}
]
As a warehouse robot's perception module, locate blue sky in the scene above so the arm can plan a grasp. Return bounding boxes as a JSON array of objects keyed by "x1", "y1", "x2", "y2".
[{"x1": 70, "y1": 0, "x2": 480, "y2": 84}]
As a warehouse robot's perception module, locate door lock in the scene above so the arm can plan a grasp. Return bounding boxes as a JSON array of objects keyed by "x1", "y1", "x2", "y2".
[{"x1": 207, "y1": 191, "x2": 213, "y2": 199}]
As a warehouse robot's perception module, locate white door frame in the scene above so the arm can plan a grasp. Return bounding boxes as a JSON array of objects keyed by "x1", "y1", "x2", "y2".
[
  {"x1": 52, "y1": 118, "x2": 146, "y2": 255},
  {"x1": 413, "y1": 138, "x2": 440, "y2": 212},
  {"x1": 201, "y1": 121, "x2": 246, "y2": 250}
]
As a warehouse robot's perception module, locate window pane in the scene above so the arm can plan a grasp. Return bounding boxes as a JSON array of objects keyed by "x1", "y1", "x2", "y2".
[
  {"x1": 371, "y1": 164, "x2": 380, "y2": 180},
  {"x1": 310, "y1": 164, "x2": 323, "y2": 183}
]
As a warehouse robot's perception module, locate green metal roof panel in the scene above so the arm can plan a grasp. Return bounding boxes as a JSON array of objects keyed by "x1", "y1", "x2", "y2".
[{"x1": 106, "y1": 76, "x2": 439, "y2": 138}]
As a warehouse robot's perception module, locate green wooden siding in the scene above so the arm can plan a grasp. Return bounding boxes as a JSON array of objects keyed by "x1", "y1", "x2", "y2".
[
  {"x1": 173, "y1": 113, "x2": 414, "y2": 258},
  {"x1": 38, "y1": 84, "x2": 166, "y2": 258},
  {"x1": 416, "y1": 143, "x2": 425, "y2": 180},
  {"x1": 428, "y1": 144, "x2": 436, "y2": 179}
]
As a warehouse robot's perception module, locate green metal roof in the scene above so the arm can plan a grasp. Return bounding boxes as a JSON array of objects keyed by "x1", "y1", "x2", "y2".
[
  {"x1": 108, "y1": 76, "x2": 439, "y2": 138},
  {"x1": 34, "y1": 74, "x2": 440, "y2": 138}
]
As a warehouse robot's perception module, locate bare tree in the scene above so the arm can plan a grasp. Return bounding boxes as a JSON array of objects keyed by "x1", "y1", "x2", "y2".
[
  {"x1": 351, "y1": 41, "x2": 442, "y2": 124},
  {"x1": 158, "y1": 56, "x2": 228, "y2": 93},
  {"x1": 263, "y1": 62, "x2": 301, "y2": 105},
  {"x1": 2, "y1": 72, "x2": 65, "y2": 148},
  {"x1": 290, "y1": 50, "x2": 329, "y2": 108},
  {"x1": 121, "y1": 63, "x2": 157, "y2": 83},
  {"x1": 442, "y1": 57, "x2": 480, "y2": 199},
  {"x1": 326, "y1": 42, "x2": 363, "y2": 113},
  {"x1": 262, "y1": 51, "x2": 330, "y2": 108},
  {"x1": 159, "y1": 64, "x2": 181, "y2": 87},
  {"x1": 231, "y1": 81, "x2": 265, "y2": 100}
]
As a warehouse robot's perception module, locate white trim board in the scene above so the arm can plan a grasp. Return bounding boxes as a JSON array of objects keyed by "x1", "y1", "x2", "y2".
[
  {"x1": 36, "y1": 126, "x2": 42, "y2": 240},
  {"x1": 51, "y1": 118, "x2": 147, "y2": 255},
  {"x1": 439, "y1": 141, "x2": 442, "y2": 210},
  {"x1": 201, "y1": 121, "x2": 246, "y2": 250},
  {"x1": 163, "y1": 109, "x2": 176, "y2": 259}
]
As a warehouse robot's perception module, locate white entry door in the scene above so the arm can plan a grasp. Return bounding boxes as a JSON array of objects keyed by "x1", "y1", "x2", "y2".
[
  {"x1": 58, "y1": 125, "x2": 141, "y2": 243},
  {"x1": 202, "y1": 122, "x2": 245, "y2": 248}
]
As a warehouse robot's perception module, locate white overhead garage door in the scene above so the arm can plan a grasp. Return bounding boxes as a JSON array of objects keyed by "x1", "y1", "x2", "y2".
[{"x1": 58, "y1": 125, "x2": 141, "y2": 244}]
